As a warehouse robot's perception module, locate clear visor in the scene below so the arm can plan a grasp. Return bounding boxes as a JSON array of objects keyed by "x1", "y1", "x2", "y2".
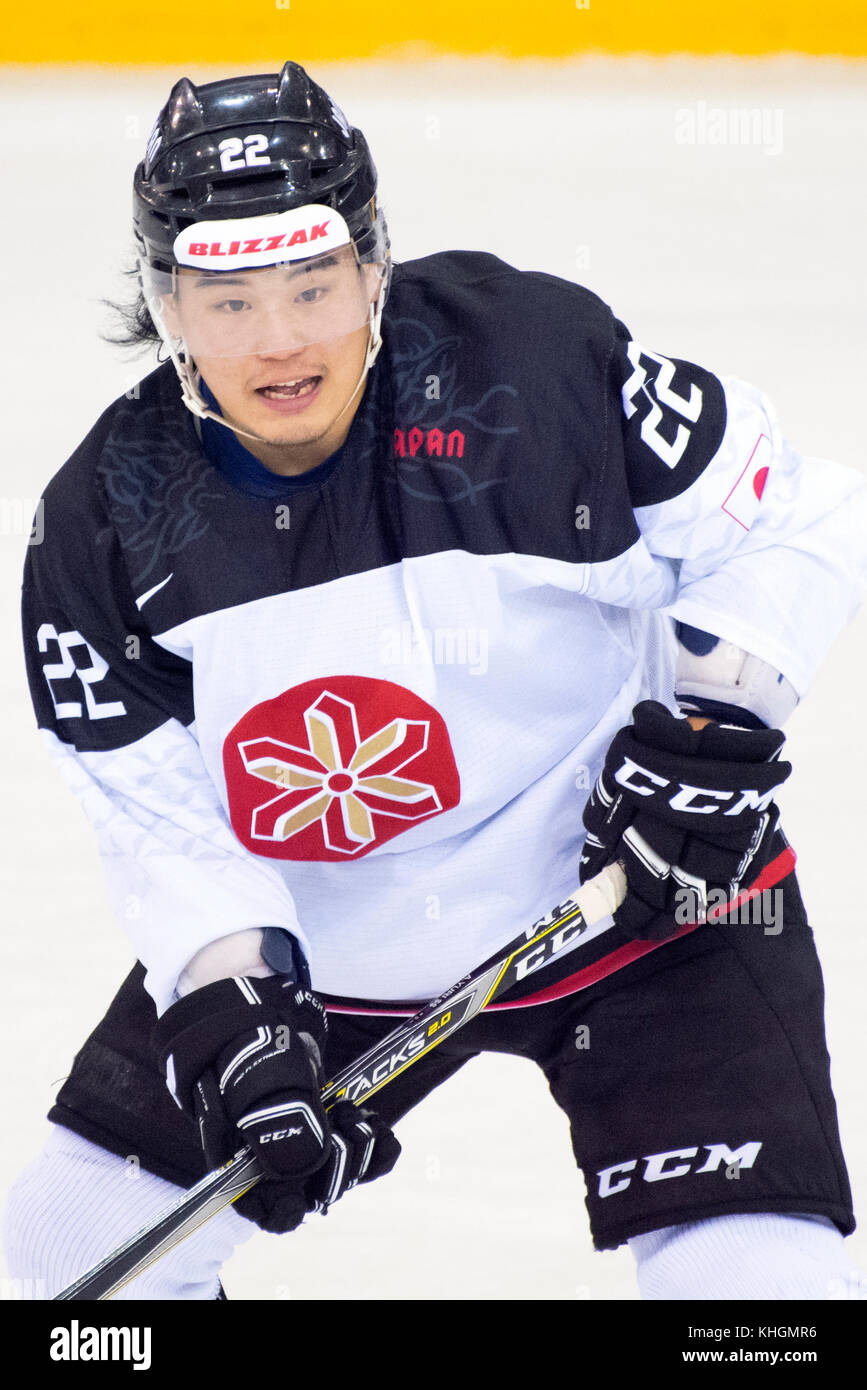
[{"x1": 143, "y1": 244, "x2": 387, "y2": 359}]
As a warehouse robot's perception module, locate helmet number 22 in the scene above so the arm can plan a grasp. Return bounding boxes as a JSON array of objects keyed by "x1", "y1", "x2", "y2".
[{"x1": 218, "y1": 134, "x2": 272, "y2": 172}]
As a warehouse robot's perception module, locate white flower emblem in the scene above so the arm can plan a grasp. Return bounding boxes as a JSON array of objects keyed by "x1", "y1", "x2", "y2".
[{"x1": 238, "y1": 690, "x2": 442, "y2": 854}]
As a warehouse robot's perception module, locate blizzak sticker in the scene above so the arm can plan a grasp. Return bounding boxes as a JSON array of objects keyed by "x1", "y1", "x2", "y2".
[
  {"x1": 173, "y1": 204, "x2": 351, "y2": 271},
  {"x1": 223, "y1": 676, "x2": 461, "y2": 861}
]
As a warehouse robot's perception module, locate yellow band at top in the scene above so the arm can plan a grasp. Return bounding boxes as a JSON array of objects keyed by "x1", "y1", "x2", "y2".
[{"x1": 3, "y1": 0, "x2": 866, "y2": 63}]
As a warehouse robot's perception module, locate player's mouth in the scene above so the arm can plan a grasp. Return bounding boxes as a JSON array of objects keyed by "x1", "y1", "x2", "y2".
[{"x1": 255, "y1": 375, "x2": 322, "y2": 414}]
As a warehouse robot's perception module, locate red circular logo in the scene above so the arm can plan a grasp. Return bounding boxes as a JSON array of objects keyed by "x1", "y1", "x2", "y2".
[{"x1": 223, "y1": 675, "x2": 461, "y2": 861}]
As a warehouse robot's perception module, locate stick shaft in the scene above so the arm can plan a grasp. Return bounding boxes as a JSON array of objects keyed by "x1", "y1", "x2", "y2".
[{"x1": 54, "y1": 861, "x2": 626, "y2": 1300}]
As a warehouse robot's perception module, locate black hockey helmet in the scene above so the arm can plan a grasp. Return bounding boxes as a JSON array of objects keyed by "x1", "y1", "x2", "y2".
[
  {"x1": 133, "y1": 61, "x2": 388, "y2": 275},
  {"x1": 133, "y1": 62, "x2": 391, "y2": 427}
]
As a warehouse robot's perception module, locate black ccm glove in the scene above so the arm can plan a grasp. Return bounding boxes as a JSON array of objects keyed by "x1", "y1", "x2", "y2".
[
  {"x1": 580, "y1": 700, "x2": 792, "y2": 941},
  {"x1": 153, "y1": 975, "x2": 401, "y2": 1234}
]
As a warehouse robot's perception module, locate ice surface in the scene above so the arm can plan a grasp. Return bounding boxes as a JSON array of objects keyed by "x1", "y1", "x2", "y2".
[{"x1": 0, "y1": 57, "x2": 864, "y2": 1300}]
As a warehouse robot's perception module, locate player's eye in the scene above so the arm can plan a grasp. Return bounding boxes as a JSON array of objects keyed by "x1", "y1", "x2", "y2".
[
  {"x1": 213, "y1": 298, "x2": 251, "y2": 314},
  {"x1": 295, "y1": 286, "x2": 328, "y2": 306}
]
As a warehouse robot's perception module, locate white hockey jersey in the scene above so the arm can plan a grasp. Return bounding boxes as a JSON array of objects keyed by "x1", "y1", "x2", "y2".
[{"x1": 22, "y1": 251, "x2": 867, "y2": 1013}]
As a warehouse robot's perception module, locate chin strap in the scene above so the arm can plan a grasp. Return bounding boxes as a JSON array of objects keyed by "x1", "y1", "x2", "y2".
[
  {"x1": 147, "y1": 285, "x2": 386, "y2": 447},
  {"x1": 327, "y1": 293, "x2": 385, "y2": 435}
]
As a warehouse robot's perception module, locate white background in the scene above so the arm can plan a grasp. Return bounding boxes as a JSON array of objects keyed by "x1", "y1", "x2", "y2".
[{"x1": 0, "y1": 57, "x2": 864, "y2": 1300}]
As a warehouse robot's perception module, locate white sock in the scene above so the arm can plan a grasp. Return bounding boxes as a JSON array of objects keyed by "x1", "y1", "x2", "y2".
[
  {"x1": 629, "y1": 1211, "x2": 866, "y2": 1300},
  {"x1": 3, "y1": 1124, "x2": 256, "y2": 1300}
]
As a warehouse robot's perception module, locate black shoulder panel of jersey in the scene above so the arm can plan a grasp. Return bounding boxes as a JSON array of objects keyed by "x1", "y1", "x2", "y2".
[
  {"x1": 609, "y1": 317, "x2": 728, "y2": 508},
  {"x1": 22, "y1": 393, "x2": 197, "y2": 751}
]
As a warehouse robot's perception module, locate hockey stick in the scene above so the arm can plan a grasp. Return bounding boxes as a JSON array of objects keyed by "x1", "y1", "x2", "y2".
[{"x1": 54, "y1": 861, "x2": 626, "y2": 1300}]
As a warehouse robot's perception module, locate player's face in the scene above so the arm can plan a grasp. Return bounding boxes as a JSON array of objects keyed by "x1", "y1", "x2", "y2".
[{"x1": 164, "y1": 249, "x2": 384, "y2": 471}]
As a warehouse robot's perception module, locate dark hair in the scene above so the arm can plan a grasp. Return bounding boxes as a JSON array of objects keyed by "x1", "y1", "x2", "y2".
[{"x1": 102, "y1": 265, "x2": 161, "y2": 350}]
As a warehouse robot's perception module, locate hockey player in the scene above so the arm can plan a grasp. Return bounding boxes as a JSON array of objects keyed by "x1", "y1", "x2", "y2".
[{"x1": 5, "y1": 61, "x2": 867, "y2": 1301}]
